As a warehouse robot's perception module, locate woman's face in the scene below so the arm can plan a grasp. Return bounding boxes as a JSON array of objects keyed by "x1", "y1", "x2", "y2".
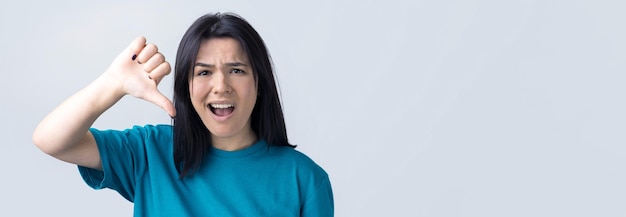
[{"x1": 190, "y1": 37, "x2": 258, "y2": 147}]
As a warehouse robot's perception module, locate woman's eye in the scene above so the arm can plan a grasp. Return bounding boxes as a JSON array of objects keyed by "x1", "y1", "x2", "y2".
[
  {"x1": 231, "y1": 68, "x2": 245, "y2": 74},
  {"x1": 197, "y1": 70, "x2": 210, "y2": 76}
]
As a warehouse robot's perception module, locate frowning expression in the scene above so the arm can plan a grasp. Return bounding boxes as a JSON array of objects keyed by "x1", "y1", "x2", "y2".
[{"x1": 190, "y1": 37, "x2": 258, "y2": 145}]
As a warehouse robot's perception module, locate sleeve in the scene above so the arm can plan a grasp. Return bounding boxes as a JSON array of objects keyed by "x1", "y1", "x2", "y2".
[
  {"x1": 301, "y1": 173, "x2": 334, "y2": 217},
  {"x1": 77, "y1": 126, "x2": 150, "y2": 202}
]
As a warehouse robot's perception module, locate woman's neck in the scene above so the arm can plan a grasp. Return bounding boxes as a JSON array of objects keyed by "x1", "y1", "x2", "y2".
[{"x1": 211, "y1": 128, "x2": 258, "y2": 151}]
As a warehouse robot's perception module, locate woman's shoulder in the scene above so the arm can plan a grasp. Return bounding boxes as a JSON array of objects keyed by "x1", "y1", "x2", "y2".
[
  {"x1": 268, "y1": 144, "x2": 312, "y2": 161},
  {"x1": 124, "y1": 124, "x2": 173, "y2": 136},
  {"x1": 94, "y1": 124, "x2": 173, "y2": 145},
  {"x1": 267, "y1": 143, "x2": 328, "y2": 176},
  {"x1": 267, "y1": 144, "x2": 331, "y2": 199},
  {"x1": 102, "y1": 124, "x2": 172, "y2": 133},
  {"x1": 90, "y1": 124, "x2": 172, "y2": 138},
  {"x1": 138, "y1": 124, "x2": 173, "y2": 143},
  {"x1": 142, "y1": 124, "x2": 173, "y2": 131}
]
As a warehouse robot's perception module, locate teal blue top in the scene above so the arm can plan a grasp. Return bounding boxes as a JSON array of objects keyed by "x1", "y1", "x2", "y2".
[{"x1": 78, "y1": 125, "x2": 333, "y2": 216}]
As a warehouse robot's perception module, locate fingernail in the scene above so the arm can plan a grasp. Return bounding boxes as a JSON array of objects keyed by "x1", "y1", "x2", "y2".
[
  {"x1": 138, "y1": 60, "x2": 142, "y2": 64},
  {"x1": 148, "y1": 75, "x2": 152, "y2": 80},
  {"x1": 131, "y1": 54, "x2": 137, "y2": 61}
]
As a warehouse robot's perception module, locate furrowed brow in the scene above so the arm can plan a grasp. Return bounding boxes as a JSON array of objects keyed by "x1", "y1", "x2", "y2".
[
  {"x1": 225, "y1": 62, "x2": 248, "y2": 67},
  {"x1": 194, "y1": 62, "x2": 213, "y2": 68},
  {"x1": 194, "y1": 62, "x2": 247, "y2": 67}
]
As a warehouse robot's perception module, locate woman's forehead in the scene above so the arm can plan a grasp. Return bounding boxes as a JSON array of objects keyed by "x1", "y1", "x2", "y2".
[{"x1": 195, "y1": 38, "x2": 249, "y2": 64}]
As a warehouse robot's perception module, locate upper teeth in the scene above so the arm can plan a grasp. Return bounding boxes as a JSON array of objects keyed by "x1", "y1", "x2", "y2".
[{"x1": 211, "y1": 104, "x2": 234, "y2": 109}]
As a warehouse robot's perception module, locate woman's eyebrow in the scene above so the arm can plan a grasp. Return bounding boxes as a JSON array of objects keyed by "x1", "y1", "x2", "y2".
[
  {"x1": 225, "y1": 62, "x2": 248, "y2": 67},
  {"x1": 195, "y1": 62, "x2": 213, "y2": 68},
  {"x1": 194, "y1": 62, "x2": 248, "y2": 67}
]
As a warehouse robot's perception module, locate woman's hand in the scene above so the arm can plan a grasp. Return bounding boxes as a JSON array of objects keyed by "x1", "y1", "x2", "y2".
[
  {"x1": 105, "y1": 36, "x2": 176, "y2": 117},
  {"x1": 33, "y1": 36, "x2": 176, "y2": 169}
]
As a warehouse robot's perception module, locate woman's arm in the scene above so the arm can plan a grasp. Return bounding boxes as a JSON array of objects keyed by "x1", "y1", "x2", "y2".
[{"x1": 32, "y1": 36, "x2": 175, "y2": 170}]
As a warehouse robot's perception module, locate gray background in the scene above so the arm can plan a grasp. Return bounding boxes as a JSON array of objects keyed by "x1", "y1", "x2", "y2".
[{"x1": 1, "y1": 0, "x2": 625, "y2": 216}]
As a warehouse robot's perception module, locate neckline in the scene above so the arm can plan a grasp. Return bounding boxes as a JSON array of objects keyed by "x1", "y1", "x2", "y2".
[{"x1": 209, "y1": 139, "x2": 267, "y2": 158}]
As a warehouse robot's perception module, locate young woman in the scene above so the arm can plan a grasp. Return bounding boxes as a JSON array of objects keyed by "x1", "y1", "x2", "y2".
[{"x1": 33, "y1": 12, "x2": 333, "y2": 216}]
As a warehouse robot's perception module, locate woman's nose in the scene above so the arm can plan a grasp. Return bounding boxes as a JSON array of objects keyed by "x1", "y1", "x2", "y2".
[{"x1": 212, "y1": 72, "x2": 232, "y2": 94}]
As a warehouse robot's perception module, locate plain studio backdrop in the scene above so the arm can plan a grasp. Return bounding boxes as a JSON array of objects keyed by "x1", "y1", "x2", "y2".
[{"x1": 1, "y1": 0, "x2": 624, "y2": 216}]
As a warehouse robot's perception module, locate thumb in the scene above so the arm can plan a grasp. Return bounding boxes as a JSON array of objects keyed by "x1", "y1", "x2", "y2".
[{"x1": 143, "y1": 89, "x2": 176, "y2": 118}]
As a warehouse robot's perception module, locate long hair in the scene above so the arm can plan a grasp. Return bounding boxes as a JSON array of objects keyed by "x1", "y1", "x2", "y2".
[{"x1": 173, "y1": 12, "x2": 294, "y2": 178}]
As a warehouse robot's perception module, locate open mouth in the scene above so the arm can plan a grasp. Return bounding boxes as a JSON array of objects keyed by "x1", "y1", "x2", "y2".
[{"x1": 209, "y1": 103, "x2": 235, "y2": 117}]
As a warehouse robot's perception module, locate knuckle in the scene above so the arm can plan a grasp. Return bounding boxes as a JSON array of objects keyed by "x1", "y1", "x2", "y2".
[
  {"x1": 147, "y1": 44, "x2": 158, "y2": 51},
  {"x1": 156, "y1": 53, "x2": 165, "y2": 61}
]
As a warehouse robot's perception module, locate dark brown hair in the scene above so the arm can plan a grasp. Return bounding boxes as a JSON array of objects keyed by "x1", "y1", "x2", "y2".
[{"x1": 173, "y1": 12, "x2": 294, "y2": 178}]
